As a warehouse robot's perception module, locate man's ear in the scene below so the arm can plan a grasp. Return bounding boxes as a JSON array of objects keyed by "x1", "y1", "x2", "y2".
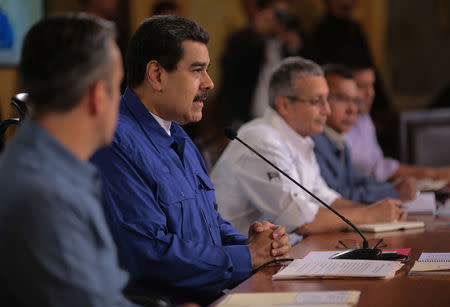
[
  {"x1": 274, "y1": 96, "x2": 290, "y2": 118},
  {"x1": 87, "y1": 80, "x2": 107, "y2": 117},
  {"x1": 146, "y1": 60, "x2": 163, "y2": 91}
]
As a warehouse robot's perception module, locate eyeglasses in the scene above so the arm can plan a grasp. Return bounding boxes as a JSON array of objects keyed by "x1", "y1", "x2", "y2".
[
  {"x1": 286, "y1": 95, "x2": 329, "y2": 108},
  {"x1": 335, "y1": 238, "x2": 387, "y2": 250},
  {"x1": 328, "y1": 94, "x2": 360, "y2": 106}
]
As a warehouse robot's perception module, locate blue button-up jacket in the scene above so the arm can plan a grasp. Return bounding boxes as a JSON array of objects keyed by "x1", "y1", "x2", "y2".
[{"x1": 92, "y1": 88, "x2": 252, "y2": 302}]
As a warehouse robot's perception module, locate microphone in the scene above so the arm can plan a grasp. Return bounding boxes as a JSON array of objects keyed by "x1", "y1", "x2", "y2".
[{"x1": 224, "y1": 128, "x2": 405, "y2": 261}]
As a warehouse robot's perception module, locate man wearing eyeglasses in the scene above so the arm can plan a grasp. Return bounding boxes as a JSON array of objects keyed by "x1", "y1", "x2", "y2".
[
  {"x1": 211, "y1": 57, "x2": 406, "y2": 244},
  {"x1": 312, "y1": 64, "x2": 417, "y2": 203}
]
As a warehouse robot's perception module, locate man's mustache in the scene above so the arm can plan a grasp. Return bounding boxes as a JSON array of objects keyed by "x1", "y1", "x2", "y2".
[{"x1": 194, "y1": 91, "x2": 208, "y2": 101}]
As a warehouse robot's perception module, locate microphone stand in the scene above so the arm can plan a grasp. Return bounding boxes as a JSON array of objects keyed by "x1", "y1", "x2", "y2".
[{"x1": 224, "y1": 128, "x2": 405, "y2": 260}]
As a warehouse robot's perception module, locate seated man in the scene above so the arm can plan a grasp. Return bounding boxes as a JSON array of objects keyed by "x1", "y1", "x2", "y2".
[
  {"x1": 0, "y1": 14, "x2": 138, "y2": 306},
  {"x1": 91, "y1": 16, "x2": 290, "y2": 305},
  {"x1": 211, "y1": 57, "x2": 406, "y2": 241},
  {"x1": 344, "y1": 61, "x2": 450, "y2": 182},
  {"x1": 312, "y1": 64, "x2": 417, "y2": 203}
]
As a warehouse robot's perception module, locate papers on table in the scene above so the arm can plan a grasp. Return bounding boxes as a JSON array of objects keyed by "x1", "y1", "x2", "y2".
[
  {"x1": 402, "y1": 192, "x2": 436, "y2": 215},
  {"x1": 303, "y1": 249, "x2": 411, "y2": 261},
  {"x1": 436, "y1": 198, "x2": 450, "y2": 217},
  {"x1": 409, "y1": 252, "x2": 450, "y2": 276},
  {"x1": 272, "y1": 259, "x2": 402, "y2": 280},
  {"x1": 354, "y1": 221, "x2": 425, "y2": 233},
  {"x1": 416, "y1": 178, "x2": 448, "y2": 191},
  {"x1": 418, "y1": 252, "x2": 450, "y2": 262},
  {"x1": 217, "y1": 291, "x2": 361, "y2": 307}
]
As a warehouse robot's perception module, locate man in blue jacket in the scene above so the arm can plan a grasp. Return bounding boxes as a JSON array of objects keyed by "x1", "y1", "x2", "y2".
[
  {"x1": 313, "y1": 64, "x2": 417, "y2": 203},
  {"x1": 92, "y1": 15, "x2": 291, "y2": 305}
]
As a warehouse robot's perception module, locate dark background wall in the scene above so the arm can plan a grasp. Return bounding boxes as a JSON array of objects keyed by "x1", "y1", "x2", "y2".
[{"x1": 387, "y1": 0, "x2": 450, "y2": 109}]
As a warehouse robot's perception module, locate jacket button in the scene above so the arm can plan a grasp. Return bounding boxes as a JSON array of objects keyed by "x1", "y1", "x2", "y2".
[{"x1": 180, "y1": 191, "x2": 184, "y2": 197}]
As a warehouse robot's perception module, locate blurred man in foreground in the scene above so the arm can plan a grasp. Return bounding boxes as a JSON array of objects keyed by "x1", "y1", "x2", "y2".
[{"x1": 0, "y1": 14, "x2": 139, "y2": 306}]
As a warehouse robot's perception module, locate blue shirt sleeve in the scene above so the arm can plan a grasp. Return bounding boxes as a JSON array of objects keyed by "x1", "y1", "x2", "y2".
[
  {"x1": 313, "y1": 133, "x2": 398, "y2": 204},
  {"x1": 93, "y1": 141, "x2": 252, "y2": 296},
  {"x1": 2, "y1": 186, "x2": 137, "y2": 307}
]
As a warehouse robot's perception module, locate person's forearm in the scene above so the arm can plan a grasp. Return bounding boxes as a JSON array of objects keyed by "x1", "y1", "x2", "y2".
[
  {"x1": 295, "y1": 207, "x2": 371, "y2": 236},
  {"x1": 391, "y1": 163, "x2": 433, "y2": 180},
  {"x1": 330, "y1": 198, "x2": 364, "y2": 209}
]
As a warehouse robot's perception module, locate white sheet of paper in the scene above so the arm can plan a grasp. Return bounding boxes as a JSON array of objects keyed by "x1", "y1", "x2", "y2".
[
  {"x1": 273, "y1": 259, "x2": 400, "y2": 279},
  {"x1": 216, "y1": 291, "x2": 361, "y2": 307},
  {"x1": 402, "y1": 192, "x2": 436, "y2": 214},
  {"x1": 294, "y1": 291, "x2": 360, "y2": 305}
]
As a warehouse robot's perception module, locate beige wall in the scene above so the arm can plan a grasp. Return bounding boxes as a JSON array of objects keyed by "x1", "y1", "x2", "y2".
[
  {"x1": 0, "y1": 0, "x2": 79, "y2": 125},
  {"x1": 0, "y1": 68, "x2": 18, "y2": 121},
  {"x1": 129, "y1": 0, "x2": 246, "y2": 89},
  {"x1": 0, "y1": 0, "x2": 393, "y2": 124}
]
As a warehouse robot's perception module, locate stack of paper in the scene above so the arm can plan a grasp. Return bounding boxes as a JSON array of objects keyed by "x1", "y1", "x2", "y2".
[
  {"x1": 409, "y1": 252, "x2": 450, "y2": 276},
  {"x1": 217, "y1": 291, "x2": 361, "y2": 307},
  {"x1": 402, "y1": 192, "x2": 436, "y2": 215},
  {"x1": 436, "y1": 198, "x2": 450, "y2": 217},
  {"x1": 416, "y1": 178, "x2": 448, "y2": 191},
  {"x1": 303, "y1": 249, "x2": 410, "y2": 261},
  {"x1": 272, "y1": 259, "x2": 402, "y2": 280}
]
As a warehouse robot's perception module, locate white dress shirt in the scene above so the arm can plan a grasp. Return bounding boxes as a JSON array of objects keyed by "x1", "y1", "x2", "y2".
[
  {"x1": 211, "y1": 108, "x2": 340, "y2": 236},
  {"x1": 344, "y1": 114, "x2": 399, "y2": 182}
]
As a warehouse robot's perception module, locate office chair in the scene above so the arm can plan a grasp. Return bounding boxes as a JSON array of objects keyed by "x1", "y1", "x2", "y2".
[{"x1": 0, "y1": 93, "x2": 29, "y2": 152}]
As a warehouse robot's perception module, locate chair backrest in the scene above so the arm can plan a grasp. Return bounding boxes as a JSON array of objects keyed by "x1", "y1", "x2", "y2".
[
  {"x1": 0, "y1": 93, "x2": 29, "y2": 152},
  {"x1": 10, "y1": 93, "x2": 29, "y2": 121}
]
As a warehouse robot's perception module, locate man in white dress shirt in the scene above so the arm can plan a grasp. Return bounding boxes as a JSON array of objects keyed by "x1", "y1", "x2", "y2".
[{"x1": 211, "y1": 57, "x2": 406, "y2": 242}]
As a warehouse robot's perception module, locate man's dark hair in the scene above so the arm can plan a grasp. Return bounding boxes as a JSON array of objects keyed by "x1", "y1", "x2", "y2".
[
  {"x1": 322, "y1": 63, "x2": 354, "y2": 79},
  {"x1": 19, "y1": 13, "x2": 116, "y2": 115},
  {"x1": 256, "y1": 0, "x2": 287, "y2": 10},
  {"x1": 126, "y1": 15, "x2": 209, "y2": 89},
  {"x1": 152, "y1": 1, "x2": 178, "y2": 15}
]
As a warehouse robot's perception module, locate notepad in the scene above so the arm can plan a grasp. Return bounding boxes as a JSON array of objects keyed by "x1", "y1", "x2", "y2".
[
  {"x1": 217, "y1": 291, "x2": 361, "y2": 307},
  {"x1": 354, "y1": 221, "x2": 425, "y2": 233},
  {"x1": 272, "y1": 259, "x2": 402, "y2": 280},
  {"x1": 409, "y1": 253, "x2": 450, "y2": 276},
  {"x1": 418, "y1": 252, "x2": 450, "y2": 262}
]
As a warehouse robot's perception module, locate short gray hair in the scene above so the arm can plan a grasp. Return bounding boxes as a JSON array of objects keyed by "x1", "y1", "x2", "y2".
[{"x1": 268, "y1": 57, "x2": 324, "y2": 109}]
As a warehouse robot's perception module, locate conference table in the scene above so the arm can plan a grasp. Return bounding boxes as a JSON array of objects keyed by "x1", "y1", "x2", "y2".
[{"x1": 211, "y1": 215, "x2": 450, "y2": 306}]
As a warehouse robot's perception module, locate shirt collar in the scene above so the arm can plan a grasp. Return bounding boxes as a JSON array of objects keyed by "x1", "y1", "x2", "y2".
[
  {"x1": 122, "y1": 87, "x2": 187, "y2": 150},
  {"x1": 149, "y1": 112, "x2": 172, "y2": 136},
  {"x1": 263, "y1": 107, "x2": 315, "y2": 152},
  {"x1": 323, "y1": 125, "x2": 345, "y2": 150}
]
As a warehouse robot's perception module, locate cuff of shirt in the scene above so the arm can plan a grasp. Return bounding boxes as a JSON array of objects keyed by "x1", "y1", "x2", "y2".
[
  {"x1": 374, "y1": 158, "x2": 399, "y2": 182},
  {"x1": 273, "y1": 195, "x2": 318, "y2": 233},
  {"x1": 222, "y1": 245, "x2": 252, "y2": 286}
]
